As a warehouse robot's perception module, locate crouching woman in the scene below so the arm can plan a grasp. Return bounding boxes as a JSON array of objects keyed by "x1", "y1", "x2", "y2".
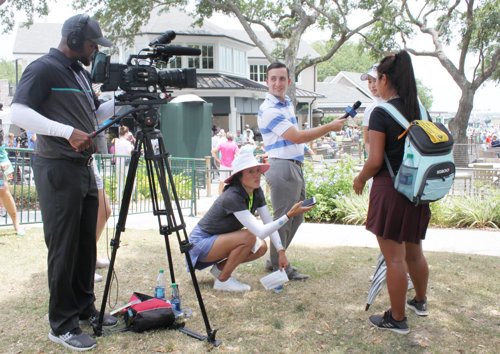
[{"x1": 188, "y1": 153, "x2": 312, "y2": 292}]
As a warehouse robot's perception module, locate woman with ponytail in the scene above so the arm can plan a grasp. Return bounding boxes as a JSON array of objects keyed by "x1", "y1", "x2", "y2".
[{"x1": 353, "y1": 50, "x2": 430, "y2": 334}]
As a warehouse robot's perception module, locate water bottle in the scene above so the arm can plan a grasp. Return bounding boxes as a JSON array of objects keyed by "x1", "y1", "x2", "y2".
[
  {"x1": 154, "y1": 269, "x2": 166, "y2": 300},
  {"x1": 170, "y1": 282, "x2": 182, "y2": 315},
  {"x1": 404, "y1": 153, "x2": 414, "y2": 167},
  {"x1": 399, "y1": 153, "x2": 414, "y2": 185}
]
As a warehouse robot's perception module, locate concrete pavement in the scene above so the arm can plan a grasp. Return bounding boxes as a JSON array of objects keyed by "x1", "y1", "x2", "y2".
[{"x1": 114, "y1": 194, "x2": 500, "y2": 257}]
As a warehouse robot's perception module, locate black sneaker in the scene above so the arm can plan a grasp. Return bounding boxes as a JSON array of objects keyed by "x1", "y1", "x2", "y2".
[
  {"x1": 48, "y1": 328, "x2": 97, "y2": 351},
  {"x1": 286, "y1": 267, "x2": 309, "y2": 281},
  {"x1": 79, "y1": 310, "x2": 118, "y2": 328},
  {"x1": 369, "y1": 310, "x2": 410, "y2": 335},
  {"x1": 407, "y1": 297, "x2": 428, "y2": 316}
]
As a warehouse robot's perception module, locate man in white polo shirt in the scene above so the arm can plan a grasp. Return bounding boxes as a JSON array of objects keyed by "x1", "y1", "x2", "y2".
[{"x1": 258, "y1": 62, "x2": 346, "y2": 280}]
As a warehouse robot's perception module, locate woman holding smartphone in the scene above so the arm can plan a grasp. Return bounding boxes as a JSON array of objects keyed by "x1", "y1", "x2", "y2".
[{"x1": 188, "y1": 153, "x2": 313, "y2": 292}]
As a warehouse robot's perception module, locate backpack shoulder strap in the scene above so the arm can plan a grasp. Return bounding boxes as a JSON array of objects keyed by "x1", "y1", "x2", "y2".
[
  {"x1": 377, "y1": 102, "x2": 409, "y2": 129},
  {"x1": 377, "y1": 102, "x2": 430, "y2": 126}
]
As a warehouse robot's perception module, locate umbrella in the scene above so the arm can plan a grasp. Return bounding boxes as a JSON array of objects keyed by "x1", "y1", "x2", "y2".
[
  {"x1": 365, "y1": 253, "x2": 387, "y2": 311},
  {"x1": 365, "y1": 253, "x2": 415, "y2": 311}
]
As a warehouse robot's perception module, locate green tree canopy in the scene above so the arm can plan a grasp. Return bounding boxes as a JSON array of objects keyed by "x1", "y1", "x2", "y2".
[
  {"x1": 0, "y1": 0, "x2": 49, "y2": 33},
  {"x1": 363, "y1": 0, "x2": 499, "y2": 154},
  {"x1": 312, "y1": 41, "x2": 376, "y2": 81}
]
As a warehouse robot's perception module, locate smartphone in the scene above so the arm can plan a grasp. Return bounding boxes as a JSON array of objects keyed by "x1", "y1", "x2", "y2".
[{"x1": 302, "y1": 197, "x2": 316, "y2": 207}]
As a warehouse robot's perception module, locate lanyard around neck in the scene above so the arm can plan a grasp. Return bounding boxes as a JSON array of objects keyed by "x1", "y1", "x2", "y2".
[{"x1": 71, "y1": 68, "x2": 96, "y2": 112}]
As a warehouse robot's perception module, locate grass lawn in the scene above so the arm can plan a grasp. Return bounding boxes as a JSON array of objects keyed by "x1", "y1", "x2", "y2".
[{"x1": 0, "y1": 227, "x2": 499, "y2": 353}]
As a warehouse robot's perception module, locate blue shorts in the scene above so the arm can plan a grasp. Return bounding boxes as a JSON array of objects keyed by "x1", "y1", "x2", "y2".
[{"x1": 188, "y1": 225, "x2": 220, "y2": 270}]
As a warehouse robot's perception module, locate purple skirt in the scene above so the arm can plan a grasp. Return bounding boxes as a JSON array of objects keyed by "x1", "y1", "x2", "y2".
[{"x1": 366, "y1": 170, "x2": 431, "y2": 244}]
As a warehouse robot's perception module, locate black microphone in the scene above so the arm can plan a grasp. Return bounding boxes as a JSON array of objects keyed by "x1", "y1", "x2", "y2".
[
  {"x1": 149, "y1": 31, "x2": 176, "y2": 46},
  {"x1": 341, "y1": 101, "x2": 362, "y2": 119},
  {"x1": 155, "y1": 45, "x2": 201, "y2": 56}
]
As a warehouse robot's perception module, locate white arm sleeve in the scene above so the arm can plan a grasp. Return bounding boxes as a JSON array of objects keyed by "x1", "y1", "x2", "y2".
[
  {"x1": 257, "y1": 206, "x2": 285, "y2": 252},
  {"x1": 233, "y1": 207, "x2": 287, "y2": 251},
  {"x1": 11, "y1": 103, "x2": 74, "y2": 139}
]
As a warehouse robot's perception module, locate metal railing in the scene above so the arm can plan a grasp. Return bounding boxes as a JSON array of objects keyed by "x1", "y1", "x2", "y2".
[{"x1": 1, "y1": 149, "x2": 206, "y2": 228}]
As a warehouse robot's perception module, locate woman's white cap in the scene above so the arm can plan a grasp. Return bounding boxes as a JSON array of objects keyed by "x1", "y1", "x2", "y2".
[
  {"x1": 224, "y1": 153, "x2": 270, "y2": 184},
  {"x1": 360, "y1": 64, "x2": 378, "y2": 81}
]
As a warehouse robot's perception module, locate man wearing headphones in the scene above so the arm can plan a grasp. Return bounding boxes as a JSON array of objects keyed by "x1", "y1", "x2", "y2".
[{"x1": 11, "y1": 14, "x2": 116, "y2": 351}]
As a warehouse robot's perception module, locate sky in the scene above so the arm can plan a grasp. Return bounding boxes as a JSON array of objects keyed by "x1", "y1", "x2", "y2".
[{"x1": 1, "y1": 2, "x2": 498, "y2": 113}]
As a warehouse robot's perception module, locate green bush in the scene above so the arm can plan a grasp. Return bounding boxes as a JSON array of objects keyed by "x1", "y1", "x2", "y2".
[
  {"x1": 304, "y1": 157, "x2": 359, "y2": 223},
  {"x1": 431, "y1": 192, "x2": 500, "y2": 228},
  {"x1": 334, "y1": 192, "x2": 369, "y2": 225},
  {"x1": 12, "y1": 185, "x2": 39, "y2": 208},
  {"x1": 104, "y1": 161, "x2": 193, "y2": 202},
  {"x1": 303, "y1": 159, "x2": 499, "y2": 229}
]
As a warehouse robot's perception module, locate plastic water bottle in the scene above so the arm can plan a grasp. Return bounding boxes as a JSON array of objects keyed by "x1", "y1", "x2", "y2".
[
  {"x1": 400, "y1": 153, "x2": 414, "y2": 185},
  {"x1": 404, "y1": 153, "x2": 414, "y2": 167},
  {"x1": 170, "y1": 282, "x2": 182, "y2": 315},
  {"x1": 154, "y1": 269, "x2": 166, "y2": 300}
]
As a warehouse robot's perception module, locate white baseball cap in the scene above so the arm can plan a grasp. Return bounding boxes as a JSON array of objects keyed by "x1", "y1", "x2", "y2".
[{"x1": 360, "y1": 64, "x2": 378, "y2": 81}]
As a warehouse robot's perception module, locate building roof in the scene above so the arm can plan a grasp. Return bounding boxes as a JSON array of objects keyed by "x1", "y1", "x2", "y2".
[
  {"x1": 224, "y1": 28, "x2": 319, "y2": 60},
  {"x1": 140, "y1": 8, "x2": 255, "y2": 47},
  {"x1": 13, "y1": 23, "x2": 62, "y2": 55},
  {"x1": 196, "y1": 73, "x2": 324, "y2": 98},
  {"x1": 315, "y1": 79, "x2": 372, "y2": 110},
  {"x1": 197, "y1": 73, "x2": 267, "y2": 91}
]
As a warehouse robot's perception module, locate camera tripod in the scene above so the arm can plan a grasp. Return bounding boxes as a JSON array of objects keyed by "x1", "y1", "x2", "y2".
[{"x1": 91, "y1": 104, "x2": 220, "y2": 345}]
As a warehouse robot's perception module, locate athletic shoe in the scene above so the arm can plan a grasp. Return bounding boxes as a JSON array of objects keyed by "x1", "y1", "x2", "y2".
[
  {"x1": 286, "y1": 267, "x2": 309, "y2": 281},
  {"x1": 96, "y1": 258, "x2": 110, "y2": 269},
  {"x1": 48, "y1": 328, "x2": 97, "y2": 351},
  {"x1": 210, "y1": 264, "x2": 222, "y2": 279},
  {"x1": 94, "y1": 273, "x2": 103, "y2": 283},
  {"x1": 369, "y1": 310, "x2": 410, "y2": 335},
  {"x1": 407, "y1": 297, "x2": 428, "y2": 316},
  {"x1": 213, "y1": 277, "x2": 251, "y2": 292},
  {"x1": 16, "y1": 228, "x2": 26, "y2": 237},
  {"x1": 79, "y1": 309, "x2": 118, "y2": 328}
]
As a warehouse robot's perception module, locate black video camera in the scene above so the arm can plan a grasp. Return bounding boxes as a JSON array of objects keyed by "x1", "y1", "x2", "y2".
[{"x1": 91, "y1": 30, "x2": 199, "y2": 99}]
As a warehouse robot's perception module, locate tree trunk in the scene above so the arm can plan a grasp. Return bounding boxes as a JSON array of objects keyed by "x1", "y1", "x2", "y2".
[{"x1": 449, "y1": 86, "x2": 475, "y2": 167}]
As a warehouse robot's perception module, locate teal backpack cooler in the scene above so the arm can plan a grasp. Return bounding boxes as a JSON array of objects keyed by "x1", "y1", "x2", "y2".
[{"x1": 379, "y1": 103, "x2": 455, "y2": 205}]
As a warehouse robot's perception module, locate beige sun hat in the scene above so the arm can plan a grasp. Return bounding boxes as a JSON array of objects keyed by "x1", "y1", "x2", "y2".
[{"x1": 224, "y1": 153, "x2": 270, "y2": 184}]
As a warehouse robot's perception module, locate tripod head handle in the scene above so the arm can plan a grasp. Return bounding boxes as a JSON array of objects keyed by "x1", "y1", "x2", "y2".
[{"x1": 88, "y1": 107, "x2": 138, "y2": 139}]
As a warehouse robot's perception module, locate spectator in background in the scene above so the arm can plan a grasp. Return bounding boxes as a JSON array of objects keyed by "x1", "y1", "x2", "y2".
[
  {"x1": 242, "y1": 124, "x2": 254, "y2": 142},
  {"x1": 361, "y1": 64, "x2": 383, "y2": 155},
  {"x1": 0, "y1": 111, "x2": 24, "y2": 236},
  {"x1": 234, "y1": 130, "x2": 243, "y2": 147},
  {"x1": 212, "y1": 132, "x2": 239, "y2": 195},
  {"x1": 113, "y1": 125, "x2": 134, "y2": 204}
]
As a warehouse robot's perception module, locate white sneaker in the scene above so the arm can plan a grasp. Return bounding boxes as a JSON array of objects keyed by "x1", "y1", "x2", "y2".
[
  {"x1": 94, "y1": 273, "x2": 103, "y2": 283},
  {"x1": 213, "y1": 277, "x2": 251, "y2": 292},
  {"x1": 96, "y1": 258, "x2": 110, "y2": 269},
  {"x1": 210, "y1": 264, "x2": 222, "y2": 279}
]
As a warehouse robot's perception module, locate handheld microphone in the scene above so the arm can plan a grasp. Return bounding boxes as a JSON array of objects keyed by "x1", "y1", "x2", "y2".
[
  {"x1": 341, "y1": 101, "x2": 362, "y2": 119},
  {"x1": 149, "y1": 31, "x2": 176, "y2": 46}
]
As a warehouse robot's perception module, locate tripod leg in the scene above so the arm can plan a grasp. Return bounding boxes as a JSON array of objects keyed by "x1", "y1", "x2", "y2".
[
  {"x1": 94, "y1": 137, "x2": 143, "y2": 336},
  {"x1": 143, "y1": 130, "x2": 220, "y2": 345}
]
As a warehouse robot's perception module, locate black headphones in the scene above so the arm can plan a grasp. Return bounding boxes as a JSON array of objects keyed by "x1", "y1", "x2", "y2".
[{"x1": 67, "y1": 14, "x2": 90, "y2": 51}]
